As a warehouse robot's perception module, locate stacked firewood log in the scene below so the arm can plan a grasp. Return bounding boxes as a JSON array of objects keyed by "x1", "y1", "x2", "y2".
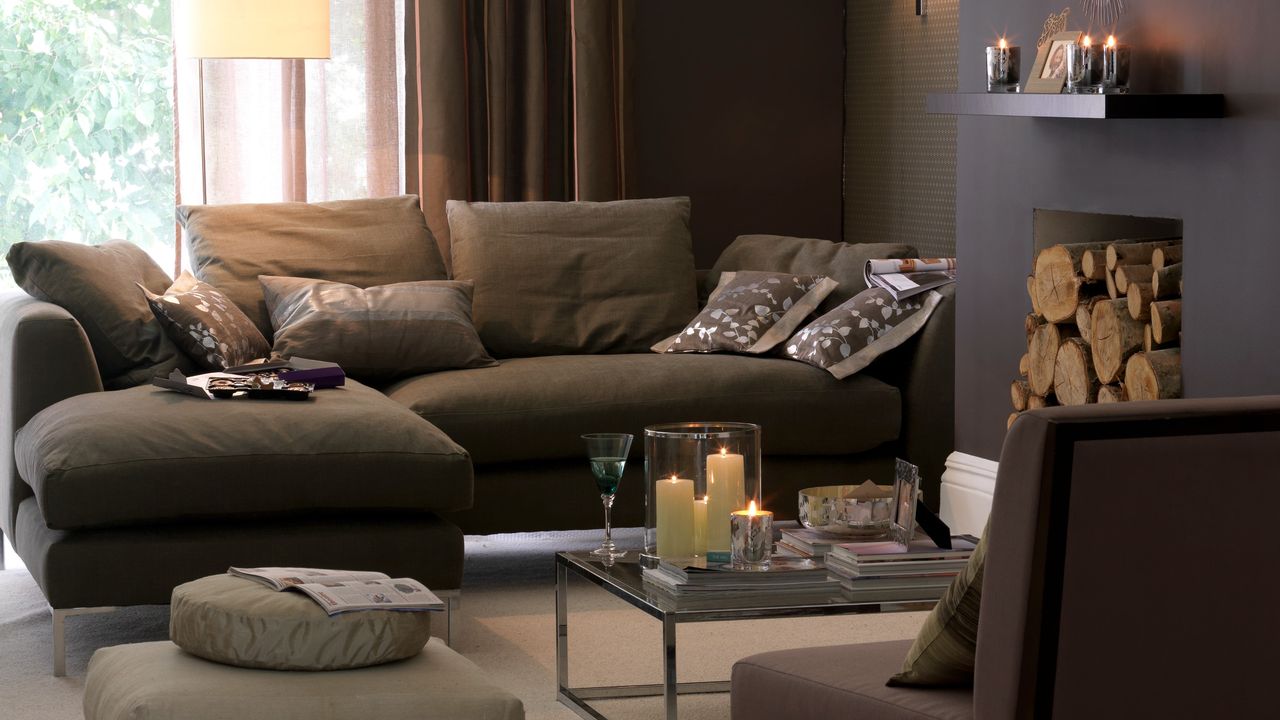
[{"x1": 1009, "y1": 238, "x2": 1183, "y2": 429}]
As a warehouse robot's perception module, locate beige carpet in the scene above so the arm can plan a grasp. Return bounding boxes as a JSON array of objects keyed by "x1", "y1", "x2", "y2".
[{"x1": 0, "y1": 530, "x2": 926, "y2": 719}]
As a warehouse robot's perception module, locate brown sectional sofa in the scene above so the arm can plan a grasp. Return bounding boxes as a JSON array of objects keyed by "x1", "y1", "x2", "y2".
[{"x1": 0, "y1": 196, "x2": 955, "y2": 674}]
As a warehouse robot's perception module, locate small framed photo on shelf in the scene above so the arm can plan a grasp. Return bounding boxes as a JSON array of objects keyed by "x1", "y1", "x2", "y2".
[
  {"x1": 892, "y1": 458, "x2": 919, "y2": 544},
  {"x1": 1027, "y1": 30, "x2": 1081, "y2": 94}
]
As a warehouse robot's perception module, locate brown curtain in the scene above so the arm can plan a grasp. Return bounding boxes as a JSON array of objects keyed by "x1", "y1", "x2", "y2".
[{"x1": 404, "y1": 0, "x2": 631, "y2": 268}]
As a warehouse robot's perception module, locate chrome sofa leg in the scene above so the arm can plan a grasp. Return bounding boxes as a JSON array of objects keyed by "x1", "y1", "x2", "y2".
[
  {"x1": 0, "y1": 529, "x2": 6, "y2": 571},
  {"x1": 51, "y1": 606, "x2": 117, "y2": 677},
  {"x1": 437, "y1": 590, "x2": 461, "y2": 647}
]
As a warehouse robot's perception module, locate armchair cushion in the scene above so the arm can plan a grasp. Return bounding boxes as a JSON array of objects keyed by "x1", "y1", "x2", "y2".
[{"x1": 15, "y1": 380, "x2": 472, "y2": 530}]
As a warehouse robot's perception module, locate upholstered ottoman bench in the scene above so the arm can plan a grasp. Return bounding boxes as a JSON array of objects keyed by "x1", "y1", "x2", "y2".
[{"x1": 83, "y1": 640, "x2": 524, "y2": 720}]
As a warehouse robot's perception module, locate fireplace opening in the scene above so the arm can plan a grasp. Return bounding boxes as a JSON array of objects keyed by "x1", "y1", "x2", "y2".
[{"x1": 1010, "y1": 210, "x2": 1184, "y2": 429}]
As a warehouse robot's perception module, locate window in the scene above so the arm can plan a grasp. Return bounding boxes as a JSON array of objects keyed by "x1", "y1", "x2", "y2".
[{"x1": 0, "y1": 0, "x2": 177, "y2": 285}]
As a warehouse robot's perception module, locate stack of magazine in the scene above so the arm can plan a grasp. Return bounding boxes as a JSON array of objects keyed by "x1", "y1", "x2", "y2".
[
  {"x1": 864, "y1": 258, "x2": 957, "y2": 301},
  {"x1": 823, "y1": 537, "x2": 978, "y2": 603},
  {"x1": 641, "y1": 556, "x2": 841, "y2": 608},
  {"x1": 229, "y1": 567, "x2": 445, "y2": 616}
]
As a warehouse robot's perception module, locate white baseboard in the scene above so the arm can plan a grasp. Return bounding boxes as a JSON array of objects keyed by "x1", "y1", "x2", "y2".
[{"x1": 939, "y1": 452, "x2": 998, "y2": 536}]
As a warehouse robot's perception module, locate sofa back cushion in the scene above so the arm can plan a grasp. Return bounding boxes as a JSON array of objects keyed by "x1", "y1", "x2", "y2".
[
  {"x1": 709, "y1": 235, "x2": 918, "y2": 313},
  {"x1": 447, "y1": 197, "x2": 697, "y2": 357},
  {"x1": 179, "y1": 195, "x2": 448, "y2": 336},
  {"x1": 5, "y1": 240, "x2": 194, "y2": 389}
]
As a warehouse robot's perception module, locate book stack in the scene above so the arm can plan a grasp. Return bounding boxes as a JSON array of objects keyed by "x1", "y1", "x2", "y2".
[
  {"x1": 777, "y1": 527, "x2": 846, "y2": 557},
  {"x1": 641, "y1": 556, "x2": 841, "y2": 608},
  {"x1": 824, "y1": 536, "x2": 978, "y2": 603}
]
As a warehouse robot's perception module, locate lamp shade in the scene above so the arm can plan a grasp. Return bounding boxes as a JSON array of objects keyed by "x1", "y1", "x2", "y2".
[{"x1": 174, "y1": 0, "x2": 331, "y2": 59}]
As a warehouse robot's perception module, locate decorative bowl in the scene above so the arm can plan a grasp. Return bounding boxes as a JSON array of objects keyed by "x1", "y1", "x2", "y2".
[{"x1": 798, "y1": 482, "x2": 895, "y2": 537}]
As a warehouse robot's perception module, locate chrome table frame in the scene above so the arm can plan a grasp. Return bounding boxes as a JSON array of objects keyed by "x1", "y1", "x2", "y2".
[{"x1": 554, "y1": 551, "x2": 929, "y2": 720}]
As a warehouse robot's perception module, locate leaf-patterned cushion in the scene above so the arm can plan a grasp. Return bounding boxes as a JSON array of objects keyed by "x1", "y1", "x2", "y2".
[
  {"x1": 784, "y1": 287, "x2": 943, "y2": 379},
  {"x1": 141, "y1": 271, "x2": 271, "y2": 371},
  {"x1": 655, "y1": 271, "x2": 838, "y2": 355}
]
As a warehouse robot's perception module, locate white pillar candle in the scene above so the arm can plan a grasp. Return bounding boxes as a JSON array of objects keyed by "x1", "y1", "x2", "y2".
[
  {"x1": 705, "y1": 449, "x2": 746, "y2": 556},
  {"x1": 692, "y1": 497, "x2": 708, "y2": 557},
  {"x1": 656, "y1": 476, "x2": 695, "y2": 558}
]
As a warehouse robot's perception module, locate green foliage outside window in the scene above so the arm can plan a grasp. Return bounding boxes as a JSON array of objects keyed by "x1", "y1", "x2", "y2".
[{"x1": 0, "y1": 0, "x2": 175, "y2": 285}]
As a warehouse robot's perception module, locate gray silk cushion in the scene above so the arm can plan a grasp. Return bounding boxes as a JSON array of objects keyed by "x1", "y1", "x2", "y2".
[
  {"x1": 169, "y1": 574, "x2": 432, "y2": 671},
  {"x1": 447, "y1": 197, "x2": 697, "y2": 357},
  {"x1": 655, "y1": 271, "x2": 838, "y2": 354},
  {"x1": 260, "y1": 276, "x2": 497, "y2": 381},
  {"x1": 5, "y1": 240, "x2": 194, "y2": 389},
  {"x1": 142, "y1": 271, "x2": 271, "y2": 370},
  {"x1": 709, "y1": 235, "x2": 917, "y2": 312},
  {"x1": 84, "y1": 640, "x2": 525, "y2": 720},
  {"x1": 180, "y1": 195, "x2": 448, "y2": 337},
  {"x1": 785, "y1": 288, "x2": 944, "y2": 379}
]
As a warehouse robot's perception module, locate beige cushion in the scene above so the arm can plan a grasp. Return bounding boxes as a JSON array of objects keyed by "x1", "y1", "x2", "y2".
[
  {"x1": 5, "y1": 240, "x2": 194, "y2": 389},
  {"x1": 143, "y1": 271, "x2": 271, "y2": 370},
  {"x1": 888, "y1": 523, "x2": 989, "y2": 687},
  {"x1": 655, "y1": 271, "x2": 838, "y2": 354},
  {"x1": 180, "y1": 196, "x2": 448, "y2": 336},
  {"x1": 709, "y1": 235, "x2": 917, "y2": 313},
  {"x1": 447, "y1": 197, "x2": 697, "y2": 357},
  {"x1": 84, "y1": 639, "x2": 525, "y2": 720},
  {"x1": 169, "y1": 574, "x2": 432, "y2": 671},
  {"x1": 260, "y1": 276, "x2": 498, "y2": 381},
  {"x1": 785, "y1": 288, "x2": 944, "y2": 379}
]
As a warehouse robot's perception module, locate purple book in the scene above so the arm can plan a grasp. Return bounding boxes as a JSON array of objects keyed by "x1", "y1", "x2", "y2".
[{"x1": 277, "y1": 357, "x2": 346, "y2": 388}]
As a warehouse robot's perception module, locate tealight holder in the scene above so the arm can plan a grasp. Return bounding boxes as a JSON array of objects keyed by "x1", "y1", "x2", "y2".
[
  {"x1": 1066, "y1": 41, "x2": 1103, "y2": 94},
  {"x1": 1102, "y1": 43, "x2": 1131, "y2": 93},
  {"x1": 730, "y1": 502, "x2": 773, "y2": 571},
  {"x1": 985, "y1": 43, "x2": 1021, "y2": 93}
]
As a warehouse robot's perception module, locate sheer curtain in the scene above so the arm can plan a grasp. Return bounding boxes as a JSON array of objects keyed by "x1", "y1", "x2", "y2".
[{"x1": 174, "y1": 0, "x2": 405, "y2": 237}]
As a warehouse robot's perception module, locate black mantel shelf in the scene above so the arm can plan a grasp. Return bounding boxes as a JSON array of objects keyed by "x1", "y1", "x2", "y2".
[{"x1": 926, "y1": 92, "x2": 1226, "y2": 119}]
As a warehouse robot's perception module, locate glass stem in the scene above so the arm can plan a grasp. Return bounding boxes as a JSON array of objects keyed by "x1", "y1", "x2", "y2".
[{"x1": 602, "y1": 493, "x2": 614, "y2": 547}]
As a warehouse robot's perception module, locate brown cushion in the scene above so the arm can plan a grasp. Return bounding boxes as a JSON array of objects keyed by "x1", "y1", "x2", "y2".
[
  {"x1": 260, "y1": 276, "x2": 498, "y2": 382},
  {"x1": 383, "y1": 354, "x2": 901, "y2": 465},
  {"x1": 656, "y1": 271, "x2": 837, "y2": 354},
  {"x1": 15, "y1": 380, "x2": 472, "y2": 530},
  {"x1": 446, "y1": 197, "x2": 697, "y2": 357},
  {"x1": 5, "y1": 240, "x2": 194, "y2": 389},
  {"x1": 888, "y1": 523, "x2": 989, "y2": 688},
  {"x1": 732, "y1": 640, "x2": 973, "y2": 720},
  {"x1": 786, "y1": 288, "x2": 944, "y2": 379},
  {"x1": 180, "y1": 196, "x2": 448, "y2": 337},
  {"x1": 142, "y1": 271, "x2": 271, "y2": 370},
  {"x1": 169, "y1": 574, "x2": 433, "y2": 671},
  {"x1": 710, "y1": 235, "x2": 917, "y2": 312}
]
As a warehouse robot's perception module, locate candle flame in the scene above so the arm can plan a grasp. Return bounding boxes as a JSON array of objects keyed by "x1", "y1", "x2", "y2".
[
  {"x1": 1106, "y1": 35, "x2": 1117, "y2": 48},
  {"x1": 719, "y1": 447, "x2": 728, "y2": 457},
  {"x1": 747, "y1": 500, "x2": 757, "y2": 516},
  {"x1": 998, "y1": 38, "x2": 1007, "y2": 50},
  {"x1": 669, "y1": 475, "x2": 679, "y2": 483},
  {"x1": 1082, "y1": 35, "x2": 1092, "y2": 47}
]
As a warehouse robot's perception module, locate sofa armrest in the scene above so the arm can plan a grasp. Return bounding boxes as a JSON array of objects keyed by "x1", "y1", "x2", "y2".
[
  {"x1": 863, "y1": 283, "x2": 955, "y2": 504},
  {"x1": 0, "y1": 291, "x2": 102, "y2": 540}
]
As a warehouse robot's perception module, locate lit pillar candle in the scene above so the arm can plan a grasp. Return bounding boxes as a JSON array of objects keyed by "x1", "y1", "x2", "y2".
[
  {"x1": 985, "y1": 37, "x2": 1020, "y2": 93},
  {"x1": 656, "y1": 476, "x2": 695, "y2": 558},
  {"x1": 1101, "y1": 35, "x2": 1130, "y2": 93},
  {"x1": 705, "y1": 448, "x2": 746, "y2": 557},
  {"x1": 730, "y1": 501, "x2": 773, "y2": 571},
  {"x1": 692, "y1": 496, "x2": 708, "y2": 557}
]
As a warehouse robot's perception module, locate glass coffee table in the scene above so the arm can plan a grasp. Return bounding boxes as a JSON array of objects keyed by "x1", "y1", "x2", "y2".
[{"x1": 555, "y1": 550, "x2": 938, "y2": 720}]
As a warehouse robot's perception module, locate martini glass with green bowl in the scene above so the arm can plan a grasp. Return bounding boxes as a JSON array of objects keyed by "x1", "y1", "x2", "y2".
[{"x1": 582, "y1": 433, "x2": 633, "y2": 558}]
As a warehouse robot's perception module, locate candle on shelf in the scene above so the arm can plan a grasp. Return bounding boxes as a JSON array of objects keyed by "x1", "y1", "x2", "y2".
[
  {"x1": 1066, "y1": 34, "x2": 1103, "y2": 93},
  {"x1": 985, "y1": 37, "x2": 1020, "y2": 93},
  {"x1": 1101, "y1": 35, "x2": 1130, "y2": 94},
  {"x1": 656, "y1": 476, "x2": 695, "y2": 558},
  {"x1": 704, "y1": 448, "x2": 746, "y2": 559},
  {"x1": 730, "y1": 501, "x2": 774, "y2": 571},
  {"x1": 692, "y1": 496, "x2": 708, "y2": 557}
]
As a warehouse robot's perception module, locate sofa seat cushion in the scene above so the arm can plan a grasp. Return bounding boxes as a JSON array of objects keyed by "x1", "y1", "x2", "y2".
[
  {"x1": 84, "y1": 640, "x2": 524, "y2": 720},
  {"x1": 16, "y1": 381, "x2": 471, "y2": 530},
  {"x1": 731, "y1": 640, "x2": 973, "y2": 720},
  {"x1": 383, "y1": 354, "x2": 901, "y2": 465}
]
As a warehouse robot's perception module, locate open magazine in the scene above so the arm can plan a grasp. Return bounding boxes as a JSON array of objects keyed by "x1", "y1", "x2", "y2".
[
  {"x1": 229, "y1": 567, "x2": 445, "y2": 616},
  {"x1": 864, "y1": 258, "x2": 957, "y2": 300}
]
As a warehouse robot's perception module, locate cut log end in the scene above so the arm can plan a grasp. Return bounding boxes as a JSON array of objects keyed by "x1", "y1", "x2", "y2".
[
  {"x1": 1127, "y1": 282, "x2": 1154, "y2": 321},
  {"x1": 1097, "y1": 384, "x2": 1127, "y2": 403},
  {"x1": 1125, "y1": 349, "x2": 1183, "y2": 401},
  {"x1": 1151, "y1": 300, "x2": 1182, "y2": 345},
  {"x1": 1090, "y1": 298, "x2": 1146, "y2": 385},
  {"x1": 1054, "y1": 337, "x2": 1099, "y2": 406},
  {"x1": 1011, "y1": 379, "x2": 1031, "y2": 411}
]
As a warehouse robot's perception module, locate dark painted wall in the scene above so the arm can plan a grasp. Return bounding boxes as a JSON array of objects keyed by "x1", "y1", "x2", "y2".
[
  {"x1": 627, "y1": 0, "x2": 845, "y2": 267},
  {"x1": 956, "y1": 0, "x2": 1280, "y2": 460}
]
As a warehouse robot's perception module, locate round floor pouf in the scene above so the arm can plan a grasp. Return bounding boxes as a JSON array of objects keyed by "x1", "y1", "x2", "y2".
[{"x1": 170, "y1": 574, "x2": 433, "y2": 671}]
